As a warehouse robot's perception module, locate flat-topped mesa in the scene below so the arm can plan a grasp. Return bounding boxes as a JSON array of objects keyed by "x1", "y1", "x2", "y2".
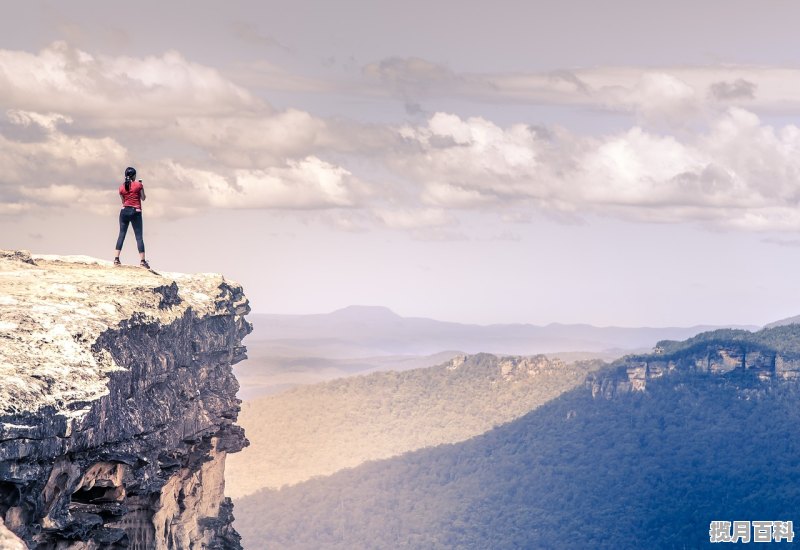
[
  {"x1": 588, "y1": 326, "x2": 800, "y2": 399},
  {"x1": 0, "y1": 250, "x2": 251, "y2": 549}
]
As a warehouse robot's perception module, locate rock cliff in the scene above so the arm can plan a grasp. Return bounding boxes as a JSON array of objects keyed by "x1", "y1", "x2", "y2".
[
  {"x1": 588, "y1": 325, "x2": 800, "y2": 398},
  {"x1": 0, "y1": 251, "x2": 250, "y2": 549}
]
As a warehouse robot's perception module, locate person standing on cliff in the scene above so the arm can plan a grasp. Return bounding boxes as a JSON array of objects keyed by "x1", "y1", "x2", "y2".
[{"x1": 113, "y1": 166, "x2": 150, "y2": 269}]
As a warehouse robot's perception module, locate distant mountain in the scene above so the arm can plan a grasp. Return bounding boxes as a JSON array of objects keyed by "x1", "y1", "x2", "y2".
[
  {"x1": 234, "y1": 324, "x2": 800, "y2": 549},
  {"x1": 226, "y1": 354, "x2": 603, "y2": 499},
  {"x1": 245, "y1": 305, "x2": 757, "y2": 356},
  {"x1": 764, "y1": 313, "x2": 800, "y2": 329},
  {"x1": 234, "y1": 307, "x2": 756, "y2": 398},
  {"x1": 326, "y1": 304, "x2": 402, "y2": 322}
]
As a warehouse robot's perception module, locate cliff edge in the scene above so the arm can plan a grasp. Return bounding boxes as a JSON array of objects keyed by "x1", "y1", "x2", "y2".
[{"x1": 0, "y1": 251, "x2": 251, "y2": 549}]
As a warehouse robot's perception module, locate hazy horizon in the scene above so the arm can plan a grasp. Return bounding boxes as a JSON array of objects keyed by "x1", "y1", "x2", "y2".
[
  {"x1": 247, "y1": 303, "x2": 767, "y2": 329},
  {"x1": 236, "y1": 305, "x2": 763, "y2": 396}
]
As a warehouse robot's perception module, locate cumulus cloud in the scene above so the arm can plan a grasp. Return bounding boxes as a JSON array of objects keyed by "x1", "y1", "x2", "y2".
[
  {"x1": 0, "y1": 42, "x2": 365, "y2": 220},
  {"x1": 396, "y1": 112, "x2": 542, "y2": 199},
  {"x1": 230, "y1": 158, "x2": 361, "y2": 209},
  {"x1": 0, "y1": 42, "x2": 261, "y2": 121},
  {"x1": 0, "y1": 110, "x2": 128, "y2": 214},
  {"x1": 0, "y1": 42, "x2": 343, "y2": 164},
  {"x1": 0, "y1": 110, "x2": 127, "y2": 189},
  {"x1": 5, "y1": 42, "x2": 800, "y2": 236},
  {"x1": 135, "y1": 156, "x2": 367, "y2": 217},
  {"x1": 613, "y1": 72, "x2": 700, "y2": 124},
  {"x1": 386, "y1": 109, "x2": 800, "y2": 231},
  {"x1": 169, "y1": 110, "x2": 328, "y2": 168}
]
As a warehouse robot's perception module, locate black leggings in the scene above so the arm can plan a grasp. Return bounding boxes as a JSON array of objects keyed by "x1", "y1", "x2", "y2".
[{"x1": 116, "y1": 207, "x2": 145, "y2": 253}]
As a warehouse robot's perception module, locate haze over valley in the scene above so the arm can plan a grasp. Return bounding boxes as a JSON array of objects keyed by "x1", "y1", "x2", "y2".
[
  {"x1": 235, "y1": 305, "x2": 756, "y2": 398},
  {"x1": 227, "y1": 353, "x2": 602, "y2": 498}
]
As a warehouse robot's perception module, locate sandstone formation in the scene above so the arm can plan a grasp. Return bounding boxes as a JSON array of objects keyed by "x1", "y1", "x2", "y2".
[
  {"x1": 0, "y1": 251, "x2": 250, "y2": 549},
  {"x1": 589, "y1": 334, "x2": 800, "y2": 399},
  {"x1": 0, "y1": 517, "x2": 26, "y2": 550}
]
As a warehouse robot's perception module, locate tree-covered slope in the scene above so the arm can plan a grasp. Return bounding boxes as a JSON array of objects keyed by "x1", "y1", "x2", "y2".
[
  {"x1": 235, "y1": 364, "x2": 800, "y2": 549},
  {"x1": 227, "y1": 354, "x2": 602, "y2": 498},
  {"x1": 653, "y1": 323, "x2": 800, "y2": 357}
]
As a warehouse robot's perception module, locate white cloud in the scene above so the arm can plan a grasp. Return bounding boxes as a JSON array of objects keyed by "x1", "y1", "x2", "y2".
[
  {"x1": 169, "y1": 109, "x2": 328, "y2": 168},
  {"x1": 141, "y1": 157, "x2": 363, "y2": 215},
  {"x1": 577, "y1": 128, "x2": 709, "y2": 206},
  {"x1": 4, "y1": 42, "x2": 800, "y2": 235},
  {"x1": 0, "y1": 42, "x2": 260, "y2": 121},
  {"x1": 614, "y1": 72, "x2": 699, "y2": 124},
  {"x1": 7, "y1": 110, "x2": 73, "y2": 131},
  {"x1": 388, "y1": 109, "x2": 800, "y2": 231},
  {"x1": 0, "y1": 43, "x2": 360, "y2": 219},
  {"x1": 17, "y1": 184, "x2": 116, "y2": 217},
  {"x1": 231, "y1": 158, "x2": 359, "y2": 209},
  {"x1": 0, "y1": 111, "x2": 128, "y2": 203},
  {"x1": 395, "y1": 113, "x2": 544, "y2": 201}
]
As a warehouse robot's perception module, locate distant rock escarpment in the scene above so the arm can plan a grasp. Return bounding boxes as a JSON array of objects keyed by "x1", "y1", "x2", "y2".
[
  {"x1": 0, "y1": 251, "x2": 251, "y2": 549},
  {"x1": 589, "y1": 325, "x2": 800, "y2": 398}
]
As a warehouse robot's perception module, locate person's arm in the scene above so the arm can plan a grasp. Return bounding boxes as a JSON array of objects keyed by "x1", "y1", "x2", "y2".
[
  {"x1": 120, "y1": 191, "x2": 125, "y2": 204},
  {"x1": 140, "y1": 184, "x2": 146, "y2": 201}
]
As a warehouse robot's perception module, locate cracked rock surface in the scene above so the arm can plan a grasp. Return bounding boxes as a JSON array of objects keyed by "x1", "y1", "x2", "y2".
[{"x1": 0, "y1": 250, "x2": 250, "y2": 549}]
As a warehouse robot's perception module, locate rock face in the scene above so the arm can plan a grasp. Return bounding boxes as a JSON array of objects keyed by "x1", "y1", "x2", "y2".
[
  {"x1": 588, "y1": 328, "x2": 800, "y2": 399},
  {"x1": 0, "y1": 251, "x2": 250, "y2": 549}
]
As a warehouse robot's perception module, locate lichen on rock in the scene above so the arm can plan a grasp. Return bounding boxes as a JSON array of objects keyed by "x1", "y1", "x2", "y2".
[{"x1": 0, "y1": 251, "x2": 251, "y2": 549}]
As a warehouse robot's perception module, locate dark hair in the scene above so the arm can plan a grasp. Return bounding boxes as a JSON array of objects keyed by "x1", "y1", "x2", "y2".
[{"x1": 124, "y1": 167, "x2": 136, "y2": 192}]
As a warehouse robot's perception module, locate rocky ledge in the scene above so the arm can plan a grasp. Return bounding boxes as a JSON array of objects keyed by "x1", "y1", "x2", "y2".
[{"x1": 0, "y1": 251, "x2": 251, "y2": 549}]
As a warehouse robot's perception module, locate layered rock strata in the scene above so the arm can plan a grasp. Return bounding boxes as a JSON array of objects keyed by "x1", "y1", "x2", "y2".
[
  {"x1": 0, "y1": 251, "x2": 250, "y2": 549},
  {"x1": 589, "y1": 335, "x2": 800, "y2": 399}
]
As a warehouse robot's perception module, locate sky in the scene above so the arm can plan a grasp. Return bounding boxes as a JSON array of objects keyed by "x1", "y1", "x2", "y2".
[{"x1": 2, "y1": 0, "x2": 800, "y2": 326}]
